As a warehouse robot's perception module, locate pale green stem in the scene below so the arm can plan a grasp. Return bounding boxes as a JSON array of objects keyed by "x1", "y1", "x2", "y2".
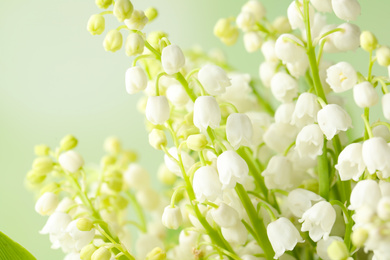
[
  {"x1": 132, "y1": 54, "x2": 155, "y2": 67},
  {"x1": 170, "y1": 185, "x2": 186, "y2": 207},
  {"x1": 126, "y1": 191, "x2": 147, "y2": 233},
  {"x1": 330, "y1": 200, "x2": 354, "y2": 250}
]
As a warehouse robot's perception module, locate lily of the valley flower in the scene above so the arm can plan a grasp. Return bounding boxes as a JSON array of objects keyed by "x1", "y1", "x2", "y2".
[
  {"x1": 198, "y1": 64, "x2": 231, "y2": 95},
  {"x1": 193, "y1": 166, "x2": 222, "y2": 202},
  {"x1": 125, "y1": 66, "x2": 148, "y2": 94},
  {"x1": 226, "y1": 113, "x2": 253, "y2": 150},
  {"x1": 161, "y1": 45, "x2": 185, "y2": 75},
  {"x1": 217, "y1": 150, "x2": 249, "y2": 189},
  {"x1": 193, "y1": 96, "x2": 221, "y2": 132},
  {"x1": 145, "y1": 96, "x2": 170, "y2": 125},
  {"x1": 317, "y1": 104, "x2": 352, "y2": 140},
  {"x1": 335, "y1": 143, "x2": 365, "y2": 181}
]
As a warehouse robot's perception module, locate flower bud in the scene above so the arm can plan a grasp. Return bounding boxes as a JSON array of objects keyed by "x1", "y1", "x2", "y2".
[
  {"x1": 124, "y1": 164, "x2": 150, "y2": 190},
  {"x1": 125, "y1": 66, "x2": 148, "y2": 94},
  {"x1": 327, "y1": 240, "x2": 349, "y2": 260},
  {"x1": 124, "y1": 10, "x2": 148, "y2": 30},
  {"x1": 193, "y1": 96, "x2": 221, "y2": 132},
  {"x1": 145, "y1": 96, "x2": 170, "y2": 125},
  {"x1": 332, "y1": 23, "x2": 360, "y2": 52},
  {"x1": 331, "y1": 0, "x2": 361, "y2": 21},
  {"x1": 149, "y1": 129, "x2": 167, "y2": 150},
  {"x1": 198, "y1": 64, "x2": 231, "y2": 95},
  {"x1": 60, "y1": 134, "x2": 78, "y2": 151},
  {"x1": 146, "y1": 247, "x2": 166, "y2": 260},
  {"x1": 360, "y1": 31, "x2": 378, "y2": 52},
  {"x1": 145, "y1": 7, "x2": 158, "y2": 22},
  {"x1": 95, "y1": 0, "x2": 112, "y2": 9},
  {"x1": 236, "y1": 12, "x2": 255, "y2": 32},
  {"x1": 157, "y1": 164, "x2": 176, "y2": 186},
  {"x1": 165, "y1": 84, "x2": 189, "y2": 107},
  {"x1": 87, "y1": 14, "x2": 105, "y2": 35},
  {"x1": 34, "y1": 144, "x2": 50, "y2": 156},
  {"x1": 33, "y1": 157, "x2": 53, "y2": 174},
  {"x1": 103, "y1": 30, "x2": 123, "y2": 52},
  {"x1": 113, "y1": 0, "x2": 133, "y2": 22},
  {"x1": 59, "y1": 150, "x2": 84, "y2": 173},
  {"x1": 125, "y1": 33, "x2": 144, "y2": 56},
  {"x1": 317, "y1": 104, "x2": 352, "y2": 140},
  {"x1": 214, "y1": 18, "x2": 233, "y2": 38},
  {"x1": 187, "y1": 134, "x2": 208, "y2": 151},
  {"x1": 80, "y1": 244, "x2": 97, "y2": 260},
  {"x1": 353, "y1": 81, "x2": 378, "y2": 108},
  {"x1": 100, "y1": 155, "x2": 116, "y2": 168},
  {"x1": 161, "y1": 45, "x2": 185, "y2": 75},
  {"x1": 77, "y1": 218, "x2": 94, "y2": 231},
  {"x1": 162, "y1": 205, "x2": 182, "y2": 229},
  {"x1": 103, "y1": 137, "x2": 121, "y2": 154},
  {"x1": 241, "y1": 0, "x2": 266, "y2": 21},
  {"x1": 275, "y1": 34, "x2": 306, "y2": 63},
  {"x1": 26, "y1": 170, "x2": 46, "y2": 184},
  {"x1": 91, "y1": 247, "x2": 111, "y2": 260},
  {"x1": 105, "y1": 170, "x2": 123, "y2": 192},
  {"x1": 311, "y1": 0, "x2": 332, "y2": 12},
  {"x1": 376, "y1": 46, "x2": 390, "y2": 67},
  {"x1": 351, "y1": 228, "x2": 368, "y2": 247},
  {"x1": 287, "y1": 0, "x2": 314, "y2": 30},
  {"x1": 243, "y1": 32, "x2": 262, "y2": 53},
  {"x1": 272, "y1": 16, "x2": 291, "y2": 34},
  {"x1": 35, "y1": 192, "x2": 59, "y2": 216},
  {"x1": 226, "y1": 113, "x2": 253, "y2": 150},
  {"x1": 147, "y1": 31, "x2": 168, "y2": 51}
]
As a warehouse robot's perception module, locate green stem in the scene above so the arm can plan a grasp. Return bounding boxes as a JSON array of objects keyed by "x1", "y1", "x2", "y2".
[
  {"x1": 126, "y1": 191, "x2": 147, "y2": 233},
  {"x1": 249, "y1": 83, "x2": 275, "y2": 116},
  {"x1": 175, "y1": 72, "x2": 197, "y2": 102},
  {"x1": 330, "y1": 200, "x2": 354, "y2": 249},
  {"x1": 318, "y1": 139, "x2": 330, "y2": 200}
]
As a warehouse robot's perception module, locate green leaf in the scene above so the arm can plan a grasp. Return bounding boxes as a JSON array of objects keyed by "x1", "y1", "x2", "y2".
[{"x1": 0, "y1": 231, "x2": 36, "y2": 260}]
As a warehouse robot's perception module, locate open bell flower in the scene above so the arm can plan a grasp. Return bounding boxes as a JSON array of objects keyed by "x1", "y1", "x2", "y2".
[
  {"x1": 226, "y1": 113, "x2": 253, "y2": 150},
  {"x1": 221, "y1": 222, "x2": 248, "y2": 245},
  {"x1": 217, "y1": 150, "x2": 249, "y2": 189},
  {"x1": 65, "y1": 220, "x2": 95, "y2": 252},
  {"x1": 349, "y1": 179, "x2": 382, "y2": 211},
  {"x1": 287, "y1": 0, "x2": 314, "y2": 30},
  {"x1": 270, "y1": 72, "x2": 299, "y2": 103},
  {"x1": 331, "y1": 0, "x2": 361, "y2": 21},
  {"x1": 326, "y1": 62, "x2": 357, "y2": 93},
  {"x1": 145, "y1": 96, "x2": 170, "y2": 125},
  {"x1": 161, "y1": 45, "x2": 185, "y2": 75},
  {"x1": 311, "y1": 0, "x2": 332, "y2": 12},
  {"x1": 335, "y1": 143, "x2": 365, "y2": 181},
  {"x1": 193, "y1": 166, "x2": 222, "y2": 203},
  {"x1": 211, "y1": 203, "x2": 240, "y2": 228},
  {"x1": 193, "y1": 96, "x2": 221, "y2": 132},
  {"x1": 267, "y1": 217, "x2": 304, "y2": 259},
  {"x1": 162, "y1": 205, "x2": 182, "y2": 229},
  {"x1": 291, "y1": 92, "x2": 321, "y2": 127},
  {"x1": 275, "y1": 34, "x2": 306, "y2": 64},
  {"x1": 317, "y1": 104, "x2": 352, "y2": 140},
  {"x1": 262, "y1": 155, "x2": 293, "y2": 190},
  {"x1": 287, "y1": 189, "x2": 323, "y2": 218},
  {"x1": 362, "y1": 137, "x2": 390, "y2": 178},
  {"x1": 59, "y1": 150, "x2": 84, "y2": 173},
  {"x1": 198, "y1": 64, "x2": 231, "y2": 95},
  {"x1": 299, "y1": 201, "x2": 336, "y2": 242},
  {"x1": 295, "y1": 124, "x2": 324, "y2": 160}
]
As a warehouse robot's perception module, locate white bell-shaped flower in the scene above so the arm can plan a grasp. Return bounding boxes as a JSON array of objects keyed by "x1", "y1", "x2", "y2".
[
  {"x1": 377, "y1": 197, "x2": 390, "y2": 221},
  {"x1": 125, "y1": 66, "x2": 148, "y2": 94},
  {"x1": 311, "y1": 0, "x2": 333, "y2": 12},
  {"x1": 241, "y1": 0, "x2": 266, "y2": 21},
  {"x1": 124, "y1": 163, "x2": 150, "y2": 190},
  {"x1": 166, "y1": 84, "x2": 189, "y2": 107},
  {"x1": 353, "y1": 81, "x2": 378, "y2": 108},
  {"x1": 221, "y1": 222, "x2": 248, "y2": 245},
  {"x1": 299, "y1": 201, "x2": 336, "y2": 242},
  {"x1": 317, "y1": 104, "x2": 352, "y2": 140},
  {"x1": 211, "y1": 203, "x2": 240, "y2": 228},
  {"x1": 286, "y1": 57, "x2": 310, "y2": 78},
  {"x1": 236, "y1": 11, "x2": 256, "y2": 32},
  {"x1": 316, "y1": 236, "x2": 344, "y2": 260},
  {"x1": 275, "y1": 34, "x2": 306, "y2": 64},
  {"x1": 59, "y1": 150, "x2": 84, "y2": 173},
  {"x1": 259, "y1": 61, "x2": 277, "y2": 88},
  {"x1": 270, "y1": 72, "x2": 299, "y2": 103},
  {"x1": 244, "y1": 32, "x2": 262, "y2": 53},
  {"x1": 145, "y1": 96, "x2": 170, "y2": 125},
  {"x1": 326, "y1": 62, "x2": 357, "y2": 93},
  {"x1": 217, "y1": 150, "x2": 249, "y2": 189},
  {"x1": 35, "y1": 192, "x2": 59, "y2": 216},
  {"x1": 226, "y1": 113, "x2": 253, "y2": 149},
  {"x1": 40, "y1": 212, "x2": 72, "y2": 235},
  {"x1": 349, "y1": 179, "x2": 381, "y2": 211},
  {"x1": 335, "y1": 143, "x2": 365, "y2": 181},
  {"x1": 262, "y1": 155, "x2": 293, "y2": 190},
  {"x1": 320, "y1": 24, "x2": 340, "y2": 53},
  {"x1": 362, "y1": 137, "x2": 390, "y2": 178},
  {"x1": 275, "y1": 103, "x2": 295, "y2": 124},
  {"x1": 295, "y1": 124, "x2": 324, "y2": 160},
  {"x1": 382, "y1": 93, "x2": 390, "y2": 120},
  {"x1": 193, "y1": 96, "x2": 221, "y2": 132},
  {"x1": 331, "y1": 0, "x2": 361, "y2": 21},
  {"x1": 124, "y1": 10, "x2": 148, "y2": 31},
  {"x1": 66, "y1": 220, "x2": 95, "y2": 251},
  {"x1": 287, "y1": 0, "x2": 314, "y2": 30},
  {"x1": 287, "y1": 189, "x2": 323, "y2": 218},
  {"x1": 263, "y1": 123, "x2": 298, "y2": 153},
  {"x1": 198, "y1": 64, "x2": 231, "y2": 95},
  {"x1": 161, "y1": 45, "x2": 185, "y2": 75},
  {"x1": 261, "y1": 40, "x2": 277, "y2": 62},
  {"x1": 267, "y1": 217, "x2": 304, "y2": 259},
  {"x1": 332, "y1": 23, "x2": 361, "y2": 52},
  {"x1": 162, "y1": 205, "x2": 182, "y2": 229},
  {"x1": 164, "y1": 147, "x2": 195, "y2": 177},
  {"x1": 292, "y1": 93, "x2": 321, "y2": 127},
  {"x1": 373, "y1": 125, "x2": 390, "y2": 142},
  {"x1": 193, "y1": 166, "x2": 222, "y2": 202}
]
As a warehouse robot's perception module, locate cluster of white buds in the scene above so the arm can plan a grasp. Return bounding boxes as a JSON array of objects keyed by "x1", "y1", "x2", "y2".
[{"x1": 27, "y1": 0, "x2": 390, "y2": 259}]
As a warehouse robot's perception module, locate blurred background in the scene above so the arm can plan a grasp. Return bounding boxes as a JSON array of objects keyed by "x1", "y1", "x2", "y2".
[{"x1": 0, "y1": 0, "x2": 389, "y2": 258}]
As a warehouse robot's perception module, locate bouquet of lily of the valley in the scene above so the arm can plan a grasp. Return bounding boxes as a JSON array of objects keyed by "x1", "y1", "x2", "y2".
[{"x1": 25, "y1": 0, "x2": 390, "y2": 259}]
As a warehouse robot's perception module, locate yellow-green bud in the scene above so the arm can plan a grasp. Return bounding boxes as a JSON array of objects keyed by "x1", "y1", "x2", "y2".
[
  {"x1": 95, "y1": 0, "x2": 112, "y2": 9},
  {"x1": 113, "y1": 0, "x2": 133, "y2": 22},
  {"x1": 104, "y1": 137, "x2": 121, "y2": 154},
  {"x1": 112, "y1": 195, "x2": 128, "y2": 209},
  {"x1": 145, "y1": 7, "x2": 158, "y2": 22},
  {"x1": 147, "y1": 31, "x2": 168, "y2": 51},
  {"x1": 157, "y1": 164, "x2": 176, "y2": 186},
  {"x1": 40, "y1": 183, "x2": 60, "y2": 195},
  {"x1": 60, "y1": 134, "x2": 78, "y2": 151},
  {"x1": 184, "y1": 112, "x2": 193, "y2": 125},
  {"x1": 105, "y1": 170, "x2": 123, "y2": 192},
  {"x1": 377, "y1": 46, "x2": 390, "y2": 67},
  {"x1": 178, "y1": 125, "x2": 199, "y2": 140},
  {"x1": 214, "y1": 18, "x2": 232, "y2": 38},
  {"x1": 118, "y1": 150, "x2": 138, "y2": 169},
  {"x1": 80, "y1": 244, "x2": 97, "y2": 260},
  {"x1": 360, "y1": 31, "x2": 378, "y2": 52},
  {"x1": 272, "y1": 16, "x2": 291, "y2": 34},
  {"x1": 101, "y1": 155, "x2": 116, "y2": 168},
  {"x1": 33, "y1": 157, "x2": 53, "y2": 174},
  {"x1": 34, "y1": 144, "x2": 50, "y2": 156},
  {"x1": 91, "y1": 247, "x2": 111, "y2": 260},
  {"x1": 327, "y1": 240, "x2": 350, "y2": 260},
  {"x1": 149, "y1": 129, "x2": 167, "y2": 150},
  {"x1": 146, "y1": 247, "x2": 166, "y2": 260},
  {"x1": 77, "y1": 218, "x2": 94, "y2": 231},
  {"x1": 26, "y1": 170, "x2": 46, "y2": 184},
  {"x1": 103, "y1": 30, "x2": 123, "y2": 52},
  {"x1": 187, "y1": 134, "x2": 208, "y2": 151},
  {"x1": 87, "y1": 14, "x2": 105, "y2": 36},
  {"x1": 125, "y1": 33, "x2": 145, "y2": 56},
  {"x1": 220, "y1": 27, "x2": 239, "y2": 46},
  {"x1": 351, "y1": 228, "x2": 368, "y2": 247}
]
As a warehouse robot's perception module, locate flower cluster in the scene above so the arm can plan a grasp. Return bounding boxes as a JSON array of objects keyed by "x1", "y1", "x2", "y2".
[{"x1": 27, "y1": 0, "x2": 390, "y2": 259}]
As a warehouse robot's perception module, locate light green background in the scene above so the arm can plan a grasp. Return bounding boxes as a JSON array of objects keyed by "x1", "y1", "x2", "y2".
[{"x1": 0, "y1": 0, "x2": 389, "y2": 259}]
